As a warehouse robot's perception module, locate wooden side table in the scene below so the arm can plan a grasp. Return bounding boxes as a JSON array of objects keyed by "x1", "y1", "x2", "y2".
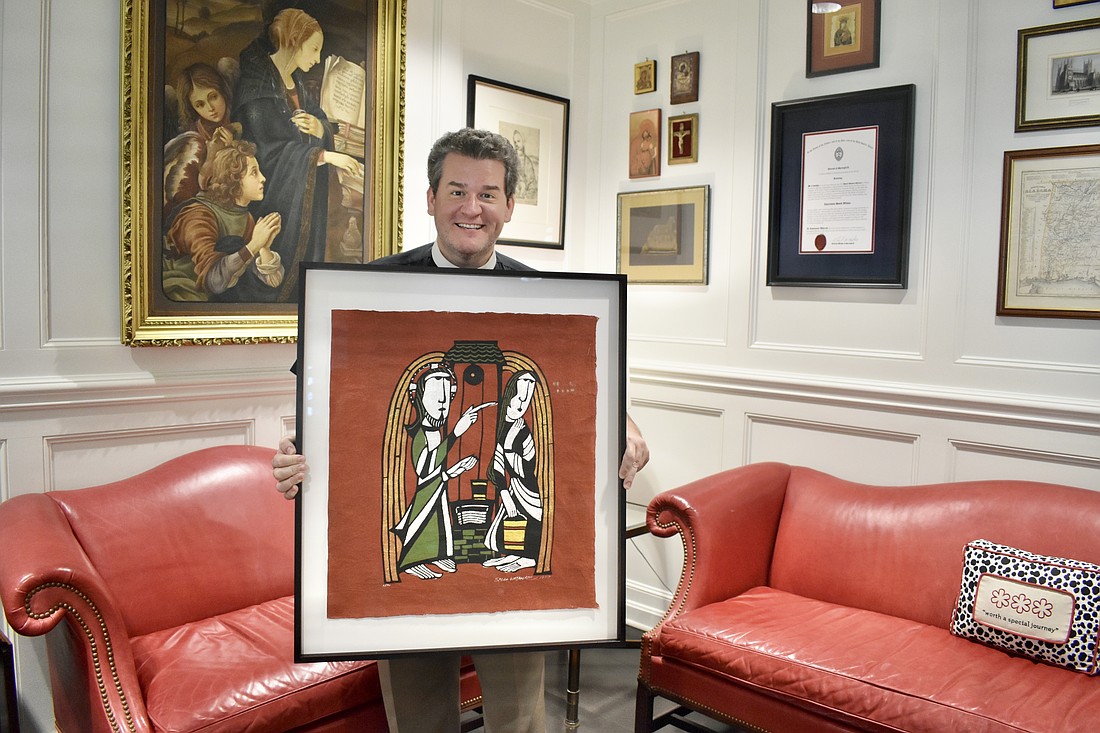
[{"x1": 0, "y1": 631, "x2": 18, "y2": 733}]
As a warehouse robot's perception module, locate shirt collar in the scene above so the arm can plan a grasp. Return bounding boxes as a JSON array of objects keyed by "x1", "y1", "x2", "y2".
[{"x1": 431, "y1": 242, "x2": 497, "y2": 269}]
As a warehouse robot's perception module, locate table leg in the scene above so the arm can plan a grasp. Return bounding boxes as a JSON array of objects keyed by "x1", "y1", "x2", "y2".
[{"x1": 565, "y1": 648, "x2": 581, "y2": 730}]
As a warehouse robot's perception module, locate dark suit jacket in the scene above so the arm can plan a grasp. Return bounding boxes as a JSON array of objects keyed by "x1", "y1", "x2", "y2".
[{"x1": 374, "y1": 243, "x2": 534, "y2": 271}]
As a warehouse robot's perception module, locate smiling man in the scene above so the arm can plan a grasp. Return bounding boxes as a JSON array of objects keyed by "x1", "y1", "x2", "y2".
[{"x1": 273, "y1": 128, "x2": 649, "y2": 733}]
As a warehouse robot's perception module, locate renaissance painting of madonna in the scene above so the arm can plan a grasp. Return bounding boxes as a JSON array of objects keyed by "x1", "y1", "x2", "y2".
[{"x1": 120, "y1": 0, "x2": 404, "y2": 345}]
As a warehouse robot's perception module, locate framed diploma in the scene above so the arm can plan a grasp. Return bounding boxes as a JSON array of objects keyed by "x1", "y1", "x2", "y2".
[
  {"x1": 294, "y1": 264, "x2": 627, "y2": 660},
  {"x1": 767, "y1": 84, "x2": 915, "y2": 288}
]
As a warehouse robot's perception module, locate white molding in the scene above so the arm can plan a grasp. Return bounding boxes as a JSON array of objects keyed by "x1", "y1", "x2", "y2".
[
  {"x1": 0, "y1": 370, "x2": 293, "y2": 412},
  {"x1": 626, "y1": 579, "x2": 672, "y2": 631},
  {"x1": 630, "y1": 361, "x2": 1100, "y2": 433}
]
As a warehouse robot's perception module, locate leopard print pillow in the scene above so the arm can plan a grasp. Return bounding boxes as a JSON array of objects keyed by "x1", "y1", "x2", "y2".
[{"x1": 951, "y1": 539, "x2": 1100, "y2": 674}]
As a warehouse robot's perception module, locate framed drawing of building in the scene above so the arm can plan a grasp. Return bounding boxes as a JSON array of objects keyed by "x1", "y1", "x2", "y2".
[
  {"x1": 120, "y1": 0, "x2": 405, "y2": 345},
  {"x1": 294, "y1": 264, "x2": 627, "y2": 660}
]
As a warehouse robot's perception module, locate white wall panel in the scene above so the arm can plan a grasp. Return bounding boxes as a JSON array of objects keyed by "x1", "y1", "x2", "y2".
[
  {"x1": 745, "y1": 414, "x2": 919, "y2": 485},
  {"x1": 949, "y1": 440, "x2": 1100, "y2": 488},
  {"x1": 625, "y1": 397, "x2": 726, "y2": 507},
  {"x1": 45, "y1": 421, "x2": 255, "y2": 490}
]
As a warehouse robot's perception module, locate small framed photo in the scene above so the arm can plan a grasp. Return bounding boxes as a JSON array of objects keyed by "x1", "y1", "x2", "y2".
[
  {"x1": 997, "y1": 144, "x2": 1100, "y2": 320},
  {"x1": 767, "y1": 84, "x2": 915, "y2": 288},
  {"x1": 616, "y1": 186, "x2": 709, "y2": 284},
  {"x1": 467, "y1": 75, "x2": 569, "y2": 249},
  {"x1": 668, "y1": 114, "x2": 698, "y2": 164},
  {"x1": 295, "y1": 264, "x2": 628, "y2": 660},
  {"x1": 1015, "y1": 18, "x2": 1100, "y2": 132},
  {"x1": 629, "y1": 109, "x2": 661, "y2": 179},
  {"x1": 806, "y1": 0, "x2": 881, "y2": 78},
  {"x1": 669, "y1": 51, "x2": 700, "y2": 104},
  {"x1": 634, "y1": 59, "x2": 657, "y2": 94},
  {"x1": 1053, "y1": 0, "x2": 1100, "y2": 7}
]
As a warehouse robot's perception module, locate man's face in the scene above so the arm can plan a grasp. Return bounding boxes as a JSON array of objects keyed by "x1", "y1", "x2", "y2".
[
  {"x1": 421, "y1": 374, "x2": 452, "y2": 424},
  {"x1": 427, "y1": 153, "x2": 514, "y2": 268},
  {"x1": 237, "y1": 156, "x2": 266, "y2": 205}
]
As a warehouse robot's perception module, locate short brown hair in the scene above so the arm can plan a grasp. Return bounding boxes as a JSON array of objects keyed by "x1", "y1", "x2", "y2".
[{"x1": 427, "y1": 128, "x2": 521, "y2": 199}]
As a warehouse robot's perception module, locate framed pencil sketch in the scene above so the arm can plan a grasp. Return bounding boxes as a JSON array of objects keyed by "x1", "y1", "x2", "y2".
[
  {"x1": 295, "y1": 264, "x2": 627, "y2": 660},
  {"x1": 635, "y1": 59, "x2": 657, "y2": 94},
  {"x1": 668, "y1": 114, "x2": 699, "y2": 164},
  {"x1": 616, "y1": 186, "x2": 709, "y2": 284},
  {"x1": 629, "y1": 109, "x2": 662, "y2": 179},
  {"x1": 120, "y1": 0, "x2": 405, "y2": 346},
  {"x1": 767, "y1": 85, "x2": 915, "y2": 288},
  {"x1": 1015, "y1": 17, "x2": 1100, "y2": 132},
  {"x1": 670, "y1": 51, "x2": 700, "y2": 104},
  {"x1": 997, "y1": 144, "x2": 1100, "y2": 319},
  {"x1": 806, "y1": 0, "x2": 881, "y2": 77},
  {"x1": 467, "y1": 76, "x2": 569, "y2": 249}
]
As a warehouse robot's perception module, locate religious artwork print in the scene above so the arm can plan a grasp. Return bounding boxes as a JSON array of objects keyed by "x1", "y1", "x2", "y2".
[{"x1": 324, "y1": 309, "x2": 599, "y2": 620}]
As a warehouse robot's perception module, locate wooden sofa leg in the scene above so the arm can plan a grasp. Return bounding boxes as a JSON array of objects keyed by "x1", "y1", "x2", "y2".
[{"x1": 635, "y1": 680, "x2": 656, "y2": 733}]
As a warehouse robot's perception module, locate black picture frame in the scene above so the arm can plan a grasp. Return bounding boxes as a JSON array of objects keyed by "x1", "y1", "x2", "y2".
[
  {"x1": 466, "y1": 76, "x2": 570, "y2": 249},
  {"x1": 294, "y1": 263, "x2": 627, "y2": 660},
  {"x1": 767, "y1": 84, "x2": 915, "y2": 288}
]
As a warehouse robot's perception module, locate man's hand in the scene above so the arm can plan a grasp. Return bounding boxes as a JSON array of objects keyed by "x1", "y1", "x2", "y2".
[
  {"x1": 619, "y1": 414, "x2": 650, "y2": 490},
  {"x1": 272, "y1": 434, "x2": 306, "y2": 499},
  {"x1": 446, "y1": 455, "x2": 477, "y2": 479}
]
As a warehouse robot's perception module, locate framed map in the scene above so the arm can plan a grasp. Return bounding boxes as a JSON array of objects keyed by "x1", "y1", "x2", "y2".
[
  {"x1": 997, "y1": 144, "x2": 1100, "y2": 319},
  {"x1": 294, "y1": 264, "x2": 627, "y2": 660}
]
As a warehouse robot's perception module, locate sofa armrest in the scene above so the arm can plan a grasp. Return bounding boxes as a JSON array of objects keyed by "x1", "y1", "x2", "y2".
[
  {"x1": 0, "y1": 493, "x2": 152, "y2": 732},
  {"x1": 646, "y1": 462, "x2": 791, "y2": 623}
]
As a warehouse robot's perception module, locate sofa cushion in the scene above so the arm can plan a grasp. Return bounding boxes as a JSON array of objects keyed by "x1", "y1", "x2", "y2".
[
  {"x1": 131, "y1": 596, "x2": 380, "y2": 733},
  {"x1": 951, "y1": 539, "x2": 1100, "y2": 674},
  {"x1": 655, "y1": 586, "x2": 1100, "y2": 733}
]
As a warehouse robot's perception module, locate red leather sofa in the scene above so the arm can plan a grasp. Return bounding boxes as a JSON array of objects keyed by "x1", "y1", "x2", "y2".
[
  {"x1": 636, "y1": 462, "x2": 1100, "y2": 733},
  {"x1": 0, "y1": 445, "x2": 481, "y2": 732}
]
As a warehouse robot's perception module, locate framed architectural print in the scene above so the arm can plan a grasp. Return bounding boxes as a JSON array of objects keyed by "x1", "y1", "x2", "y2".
[
  {"x1": 467, "y1": 76, "x2": 570, "y2": 249},
  {"x1": 806, "y1": 0, "x2": 881, "y2": 77},
  {"x1": 617, "y1": 186, "x2": 709, "y2": 284},
  {"x1": 1015, "y1": 17, "x2": 1100, "y2": 132},
  {"x1": 997, "y1": 144, "x2": 1100, "y2": 319},
  {"x1": 669, "y1": 51, "x2": 700, "y2": 104},
  {"x1": 668, "y1": 114, "x2": 699, "y2": 164},
  {"x1": 120, "y1": 0, "x2": 406, "y2": 345},
  {"x1": 767, "y1": 85, "x2": 915, "y2": 288},
  {"x1": 634, "y1": 59, "x2": 657, "y2": 94},
  {"x1": 629, "y1": 109, "x2": 662, "y2": 179},
  {"x1": 294, "y1": 264, "x2": 627, "y2": 660}
]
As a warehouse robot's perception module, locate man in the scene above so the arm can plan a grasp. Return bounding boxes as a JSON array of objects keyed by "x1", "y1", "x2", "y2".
[{"x1": 272, "y1": 128, "x2": 650, "y2": 733}]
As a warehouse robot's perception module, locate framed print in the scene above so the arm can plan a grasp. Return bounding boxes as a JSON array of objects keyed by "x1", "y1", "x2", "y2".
[
  {"x1": 670, "y1": 51, "x2": 700, "y2": 104},
  {"x1": 616, "y1": 186, "x2": 709, "y2": 284},
  {"x1": 997, "y1": 144, "x2": 1100, "y2": 319},
  {"x1": 1015, "y1": 18, "x2": 1100, "y2": 132},
  {"x1": 629, "y1": 109, "x2": 661, "y2": 179},
  {"x1": 668, "y1": 114, "x2": 699, "y2": 164},
  {"x1": 467, "y1": 75, "x2": 569, "y2": 249},
  {"x1": 806, "y1": 0, "x2": 881, "y2": 77},
  {"x1": 634, "y1": 59, "x2": 657, "y2": 94},
  {"x1": 120, "y1": 0, "x2": 406, "y2": 346},
  {"x1": 1054, "y1": 0, "x2": 1100, "y2": 6},
  {"x1": 767, "y1": 84, "x2": 915, "y2": 288},
  {"x1": 294, "y1": 264, "x2": 627, "y2": 659}
]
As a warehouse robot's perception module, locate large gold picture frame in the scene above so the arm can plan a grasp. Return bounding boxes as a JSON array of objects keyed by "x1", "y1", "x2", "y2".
[{"x1": 121, "y1": 0, "x2": 406, "y2": 346}]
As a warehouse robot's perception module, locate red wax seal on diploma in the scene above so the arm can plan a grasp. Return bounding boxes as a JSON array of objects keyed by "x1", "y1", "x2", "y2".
[{"x1": 814, "y1": 234, "x2": 827, "y2": 251}]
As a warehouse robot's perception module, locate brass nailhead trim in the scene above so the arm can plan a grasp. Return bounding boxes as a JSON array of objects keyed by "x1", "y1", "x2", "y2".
[{"x1": 26, "y1": 583, "x2": 136, "y2": 733}]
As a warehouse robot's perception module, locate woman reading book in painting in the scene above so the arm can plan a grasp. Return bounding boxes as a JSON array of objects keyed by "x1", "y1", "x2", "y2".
[{"x1": 233, "y1": 7, "x2": 361, "y2": 302}]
